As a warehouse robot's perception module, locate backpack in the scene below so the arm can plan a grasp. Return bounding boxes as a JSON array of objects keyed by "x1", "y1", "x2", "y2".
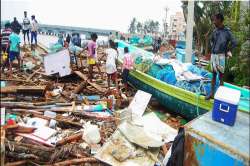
[{"x1": 166, "y1": 127, "x2": 185, "y2": 166}]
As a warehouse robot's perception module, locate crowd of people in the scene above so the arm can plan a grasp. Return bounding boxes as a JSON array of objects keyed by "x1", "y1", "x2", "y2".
[
  {"x1": 1, "y1": 11, "x2": 39, "y2": 77},
  {"x1": 1, "y1": 11, "x2": 134, "y2": 94},
  {"x1": 87, "y1": 33, "x2": 134, "y2": 94}
]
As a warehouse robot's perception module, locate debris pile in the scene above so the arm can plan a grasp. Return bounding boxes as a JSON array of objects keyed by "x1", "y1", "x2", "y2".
[{"x1": 1, "y1": 44, "x2": 182, "y2": 165}]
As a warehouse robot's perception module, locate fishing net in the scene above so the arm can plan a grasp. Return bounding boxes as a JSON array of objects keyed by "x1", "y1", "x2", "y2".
[{"x1": 146, "y1": 62, "x2": 220, "y2": 96}]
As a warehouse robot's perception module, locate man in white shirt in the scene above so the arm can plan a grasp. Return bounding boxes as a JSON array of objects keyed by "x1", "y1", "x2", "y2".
[
  {"x1": 105, "y1": 40, "x2": 118, "y2": 89},
  {"x1": 22, "y1": 11, "x2": 31, "y2": 44},
  {"x1": 31, "y1": 15, "x2": 38, "y2": 46}
]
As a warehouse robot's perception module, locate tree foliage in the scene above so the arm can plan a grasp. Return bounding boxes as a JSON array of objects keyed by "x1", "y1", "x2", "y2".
[
  {"x1": 128, "y1": 17, "x2": 137, "y2": 34},
  {"x1": 128, "y1": 18, "x2": 160, "y2": 34},
  {"x1": 182, "y1": 1, "x2": 250, "y2": 86}
]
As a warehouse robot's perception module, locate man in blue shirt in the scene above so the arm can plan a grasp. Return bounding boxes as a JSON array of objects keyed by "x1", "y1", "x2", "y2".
[
  {"x1": 206, "y1": 13, "x2": 237, "y2": 100},
  {"x1": 8, "y1": 29, "x2": 21, "y2": 77}
]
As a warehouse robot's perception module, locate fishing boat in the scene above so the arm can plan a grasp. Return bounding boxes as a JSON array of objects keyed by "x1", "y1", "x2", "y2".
[{"x1": 117, "y1": 40, "x2": 250, "y2": 120}]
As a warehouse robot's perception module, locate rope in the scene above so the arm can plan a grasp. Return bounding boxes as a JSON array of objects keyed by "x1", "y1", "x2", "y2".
[{"x1": 195, "y1": 80, "x2": 203, "y2": 117}]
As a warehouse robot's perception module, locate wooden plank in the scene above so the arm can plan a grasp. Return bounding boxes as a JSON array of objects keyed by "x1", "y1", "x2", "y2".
[
  {"x1": 56, "y1": 132, "x2": 82, "y2": 146},
  {"x1": 1, "y1": 86, "x2": 17, "y2": 93},
  {"x1": 0, "y1": 78, "x2": 34, "y2": 83},
  {"x1": 1, "y1": 86, "x2": 46, "y2": 95},
  {"x1": 74, "y1": 71, "x2": 105, "y2": 93},
  {"x1": 16, "y1": 85, "x2": 47, "y2": 95},
  {"x1": 5, "y1": 160, "x2": 27, "y2": 166}
]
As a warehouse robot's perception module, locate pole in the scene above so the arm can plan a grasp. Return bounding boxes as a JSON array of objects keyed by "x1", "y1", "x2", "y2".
[{"x1": 185, "y1": 0, "x2": 194, "y2": 63}]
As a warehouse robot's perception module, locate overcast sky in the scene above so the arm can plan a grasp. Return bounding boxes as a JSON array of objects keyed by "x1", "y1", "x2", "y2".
[{"x1": 1, "y1": 0, "x2": 182, "y2": 32}]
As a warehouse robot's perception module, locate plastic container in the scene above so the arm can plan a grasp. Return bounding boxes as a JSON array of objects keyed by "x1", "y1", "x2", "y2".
[{"x1": 212, "y1": 86, "x2": 241, "y2": 126}]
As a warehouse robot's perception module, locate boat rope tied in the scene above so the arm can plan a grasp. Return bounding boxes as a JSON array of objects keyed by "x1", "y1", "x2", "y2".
[
  {"x1": 195, "y1": 81, "x2": 203, "y2": 117},
  {"x1": 195, "y1": 91, "x2": 201, "y2": 117}
]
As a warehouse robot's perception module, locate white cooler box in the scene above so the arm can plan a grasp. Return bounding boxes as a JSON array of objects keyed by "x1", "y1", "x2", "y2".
[{"x1": 212, "y1": 86, "x2": 241, "y2": 126}]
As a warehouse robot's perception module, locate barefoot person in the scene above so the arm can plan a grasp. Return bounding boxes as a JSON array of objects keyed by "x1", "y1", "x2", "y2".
[
  {"x1": 105, "y1": 40, "x2": 118, "y2": 89},
  {"x1": 22, "y1": 11, "x2": 31, "y2": 45},
  {"x1": 122, "y1": 47, "x2": 134, "y2": 93},
  {"x1": 206, "y1": 13, "x2": 237, "y2": 99},
  {"x1": 87, "y1": 33, "x2": 102, "y2": 81},
  {"x1": 8, "y1": 29, "x2": 21, "y2": 77},
  {"x1": 31, "y1": 15, "x2": 38, "y2": 46}
]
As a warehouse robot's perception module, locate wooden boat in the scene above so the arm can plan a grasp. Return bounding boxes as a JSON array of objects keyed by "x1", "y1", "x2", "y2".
[{"x1": 117, "y1": 40, "x2": 250, "y2": 120}]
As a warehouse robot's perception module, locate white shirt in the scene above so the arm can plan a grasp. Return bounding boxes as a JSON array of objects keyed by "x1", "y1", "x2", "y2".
[
  {"x1": 23, "y1": 17, "x2": 30, "y2": 30},
  {"x1": 31, "y1": 19, "x2": 38, "y2": 32},
  {"x1": 105, "y1": 48, "x2": 118, "y2": 74}
]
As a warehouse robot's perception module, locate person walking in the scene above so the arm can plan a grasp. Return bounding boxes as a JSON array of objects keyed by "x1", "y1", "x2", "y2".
[
  {"x1": 8, "y1": 29, "x2": 21, "y2": 77},
  {"x1": 206, "y1": 13, "x2": 237, "y2": 100},
  {"x1": 22, "y1": 11, "x2": 31, "y2": 44},
  {"x1": 31, "y1": 15, "x2": 38, "y2": 46},
  {"x1": 122, "y1": 47, "x2": 134, "y2": 93},
  {"x1": 105, "y1": 40, "x2": 118, "y2": 89},
  {"x1": 87, "y1": 33, "x2": 102, "y2": 81}
]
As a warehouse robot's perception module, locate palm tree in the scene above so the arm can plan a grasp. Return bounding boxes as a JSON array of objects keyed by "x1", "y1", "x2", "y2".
[
  {"x1": 128, "y1": 18, "x2": 137, "y2": 34},
  {"x1": 136, "y1": 22, "x2": 143, "y2": 34}
]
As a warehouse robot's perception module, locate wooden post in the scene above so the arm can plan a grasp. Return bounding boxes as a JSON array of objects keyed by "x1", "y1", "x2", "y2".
[{"x1": 185, "y1": 0, "x2": 194, "y2": 63}]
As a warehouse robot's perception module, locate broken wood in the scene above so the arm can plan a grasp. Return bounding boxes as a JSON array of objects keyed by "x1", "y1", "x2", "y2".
[
  {"x1": 1, "y1": 86, "x2": 46, "y2": 96},
  {"x1": 26, "y1": 68, "x2": 42, "y2": 81},
  {"x1": 13, "y1": 125, "x2": 37, "y2": 133},
  {"x1": 46, "y1": 157, "x2": 98, "y2": 166},
  {"x1": 5, "y1": 160, "x2": 27, "y2": 166},
  {"x1": 8, "y1": 109, "x2": 43, "y2": 115},
  {"x1": 0, "y1": 78, "x2": 34, "y2": 83},
  {"x1": 33, "y1": 101, "x2": 56, "y2": 106},
  {"x1": 74, "y1": 71, "x2": 105, "y2": 93},
  {"x1": 16, "y1": 86, "x2": 47, "y2": 96},
  {"x1": 5, "y1": 140, "x2": 54, "y2": 161},
  {"x1": 6, "y1": 151, "x2": 39, "y2": 160},
  {"x1": 56, "y1": 132, "x2": 82, "y2": 146},
  {"x1": 3, "y1": 124, "x2": 19, "y2": 130},
  {"x1": 1, "y1": 86, "x2": 16, "y2": 93},
  {"x1": 33, "y1": 114, "x2": 83, "y2": 127},
  {"x1": 0, "y1": 97, "x2": 16, "y2": 101},
  {"x1": 1, "y1": 102, "x2": 37, "y2": 109},
  {"x1": 55, "y1": 103, "x2": 72, "y2": 106}
]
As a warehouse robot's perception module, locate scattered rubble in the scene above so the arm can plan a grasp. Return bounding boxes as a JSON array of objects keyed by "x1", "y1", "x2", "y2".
[{"x1": 1, "y1": 44, "x2": 183, "y2": 165}]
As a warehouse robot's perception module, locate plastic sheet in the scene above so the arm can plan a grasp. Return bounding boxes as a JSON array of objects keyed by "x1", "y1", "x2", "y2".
[
  {"x1": 155, "y1": 65, "x2": 177, "y2": 85},
  {"x1": 147, "y1": 63, "x2": 219, "y2": 96}
]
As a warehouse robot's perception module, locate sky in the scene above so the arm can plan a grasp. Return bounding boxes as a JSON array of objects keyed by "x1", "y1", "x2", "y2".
[{"x1": 1, "y1": 0, "x2": 182, "y2": 32}]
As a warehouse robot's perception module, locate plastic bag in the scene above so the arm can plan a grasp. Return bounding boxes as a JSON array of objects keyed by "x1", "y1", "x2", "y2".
[{"x1": 82, "y1": 122, "x2": 101, "y2": 144}]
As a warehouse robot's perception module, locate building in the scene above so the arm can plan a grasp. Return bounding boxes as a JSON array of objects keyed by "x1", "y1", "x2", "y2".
[{"x1": 168, "y1": 12, "x2": 186, "y2": 41}]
